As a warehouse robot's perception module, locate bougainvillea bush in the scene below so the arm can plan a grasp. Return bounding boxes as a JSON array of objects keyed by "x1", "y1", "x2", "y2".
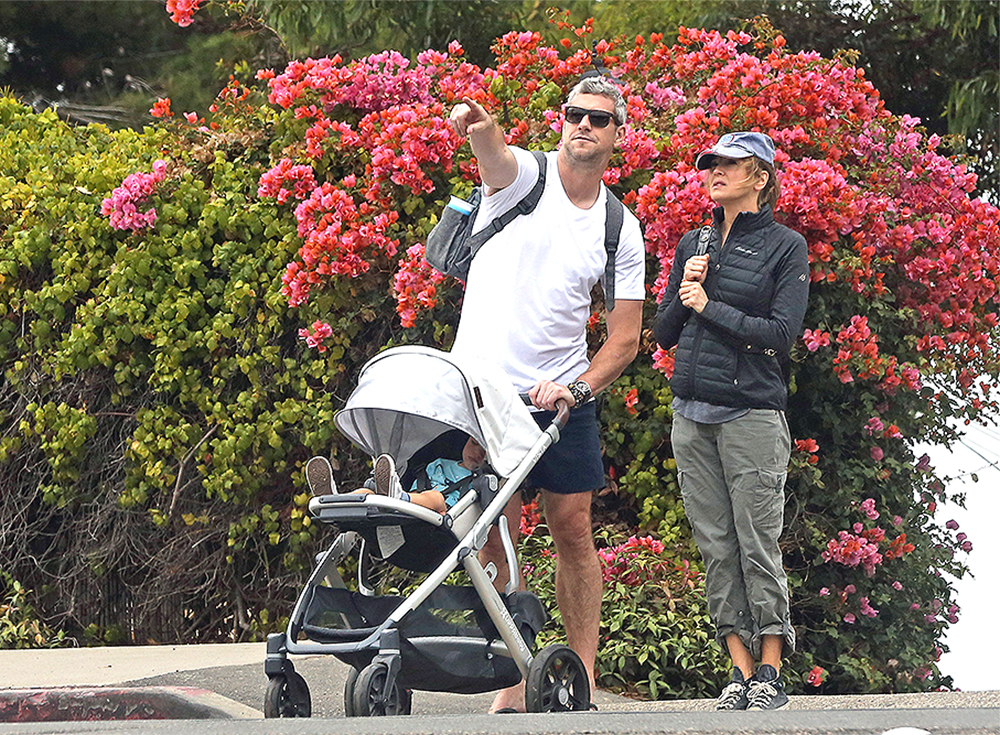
[{"x1": 2, "y1": 7, "x2": 997, "y2": 697}]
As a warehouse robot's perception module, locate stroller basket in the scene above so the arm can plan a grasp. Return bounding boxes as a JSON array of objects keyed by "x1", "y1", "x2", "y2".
[{"x1": 300, "y1": 584, "x2": 547, "y2": 694}]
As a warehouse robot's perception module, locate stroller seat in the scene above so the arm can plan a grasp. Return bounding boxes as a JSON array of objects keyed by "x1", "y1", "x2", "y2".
[
  {"x1": 308, "y1": 491, "x2": 483, "y2": 572},
  {"x1": 308, "y1": 428, "x2": 494, "y2": 573}
]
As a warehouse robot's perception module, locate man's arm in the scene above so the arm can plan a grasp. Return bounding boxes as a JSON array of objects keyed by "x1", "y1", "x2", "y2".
[
  {"x1": 529, "y1": 299, "x2": 643, "y2": 410},
  {"x1": 448, "y1": 97, "x2": 517, "y2": 192}
]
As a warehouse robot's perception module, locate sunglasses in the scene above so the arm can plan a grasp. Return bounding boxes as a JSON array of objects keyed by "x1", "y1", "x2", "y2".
[{"x1": 563, "y1": 106, "x2": 618, "y2": 128}]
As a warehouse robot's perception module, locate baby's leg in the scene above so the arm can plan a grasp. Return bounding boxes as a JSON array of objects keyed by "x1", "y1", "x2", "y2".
[{"x1": 409, "y1": 490, "x2": 447, "y2": 514}]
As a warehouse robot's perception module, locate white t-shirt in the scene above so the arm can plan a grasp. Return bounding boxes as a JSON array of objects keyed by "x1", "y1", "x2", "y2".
[{"x1": 451, "y1": 147, "x2": 646, "y2": 393}]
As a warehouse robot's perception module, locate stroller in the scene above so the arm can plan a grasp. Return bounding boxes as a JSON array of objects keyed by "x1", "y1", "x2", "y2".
[{"x1": 264, "y1": 346, "x2": 591, "y2": 717}]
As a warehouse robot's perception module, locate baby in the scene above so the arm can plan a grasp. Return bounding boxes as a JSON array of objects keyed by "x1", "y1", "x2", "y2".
[{"x1": 306, "y1": 437, "x2": 486, "y2": 514}]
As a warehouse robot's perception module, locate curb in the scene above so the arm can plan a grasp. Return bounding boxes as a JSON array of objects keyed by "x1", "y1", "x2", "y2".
[{"x1": 0, "y1": 686, "x2": 261, "y2": 722}]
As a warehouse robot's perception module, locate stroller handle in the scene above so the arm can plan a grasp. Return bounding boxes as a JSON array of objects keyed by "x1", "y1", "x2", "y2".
[{"x1": 518, "y1": 394, "x2": 571, "y2": 431}]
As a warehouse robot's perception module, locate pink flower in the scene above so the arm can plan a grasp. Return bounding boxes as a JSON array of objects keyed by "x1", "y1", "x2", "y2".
[
  {"x1": 845, "y1": 584, "x2": 856, "y2": 594},
  {"x1": 165, "y1": 0, "x2": 205, "y2": 27},
  {"x1": 150, "y1": 97, "x2": 173, "y2": 118},
  {"x1": 945, "y1": 519, "x2": 959, "y2": 530},
  {"x1": 822, "y1": 531, "x2": 883, "y2": 576},
  {"x1": 807, "y1": 665, "x2": 826, "y2": 686},
  {"x1": 844, "y1": 613, "x2": 856, "y2": 624},
  {"x1": 860, "y1": 498, "x2": 880, "y2": 520},
  {"x1": 870, "y1": 446, "x2": 884, "y2": 461},
  {"x1": 860, "y1": 596, "x2": 879, "y2": 617},
  {"x1": 802, "y1": 328, "x2": 832, "y2": 352},
  {"x1": 298, "y1": 320, "x2": 334, "y2": 352},
  {"x1": 624, "y1": 388, "x2": 639, "y2": 415},
  {"x1": 893, "y1": 581, "x2": 903, "y2": 590},
  {"x1": 865, "y1": 417, "x2": 884, "y2": 435},
  {"x1": 100, "y1": 160, "x2": 168, "y2": 232},
  {"x1": 796, "y1": 438, "x2": 820, "y2": 453},
  {"x1": 819, "y1": 587, "x2": 830, "y2": 596}
]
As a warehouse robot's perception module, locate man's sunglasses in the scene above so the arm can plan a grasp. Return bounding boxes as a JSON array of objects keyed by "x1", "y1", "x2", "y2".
[{"x1": 563, "y1": 106, "x2": 618, "y2": 128}]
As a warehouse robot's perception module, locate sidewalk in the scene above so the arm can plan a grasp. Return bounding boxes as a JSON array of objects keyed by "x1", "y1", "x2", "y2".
[{"x1": 2, "y1": 643, "x2": 998, "y2": 722}]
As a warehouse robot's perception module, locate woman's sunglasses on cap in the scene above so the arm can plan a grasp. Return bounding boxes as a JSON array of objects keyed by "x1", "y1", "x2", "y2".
[{"x1": 563, "y1": 105, "x2": 618, "y2": 128}]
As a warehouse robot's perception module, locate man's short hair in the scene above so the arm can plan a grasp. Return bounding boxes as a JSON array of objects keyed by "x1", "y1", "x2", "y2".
[{"x1": 566, "y1": 76, "x2": 627, "y2": 127}]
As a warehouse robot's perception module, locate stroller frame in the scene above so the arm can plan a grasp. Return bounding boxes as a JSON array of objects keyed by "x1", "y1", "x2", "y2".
[{"x1": 264, "y1": 347, "x2": 591, "y2": 718}]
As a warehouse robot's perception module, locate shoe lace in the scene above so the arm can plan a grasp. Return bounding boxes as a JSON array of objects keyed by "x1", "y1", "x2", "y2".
[
  {"x1": 747, "y1": 679, "x2": 777, "y2": 707},
  {"x1": 716, "y1": 681, "x2": 745, "y2": 709}
]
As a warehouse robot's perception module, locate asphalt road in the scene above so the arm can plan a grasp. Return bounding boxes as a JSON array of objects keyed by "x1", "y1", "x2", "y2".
[{"x1": 1, "y1": 644, "x2": 997, "y2": 734}]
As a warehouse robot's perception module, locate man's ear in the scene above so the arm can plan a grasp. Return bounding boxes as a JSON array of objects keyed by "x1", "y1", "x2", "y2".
[{"x1": 615, "y1": 123, "x2": 626, "y2": 147}]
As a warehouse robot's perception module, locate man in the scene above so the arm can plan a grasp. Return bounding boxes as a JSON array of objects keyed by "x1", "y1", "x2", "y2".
[{"x1": 447, "y1": 75, "x2": 646, "y2": 712}]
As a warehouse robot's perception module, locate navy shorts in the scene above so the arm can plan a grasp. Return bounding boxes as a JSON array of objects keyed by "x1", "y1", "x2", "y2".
[{"x1": 526, "y1": 400, "x2": 605, "y2": 494}]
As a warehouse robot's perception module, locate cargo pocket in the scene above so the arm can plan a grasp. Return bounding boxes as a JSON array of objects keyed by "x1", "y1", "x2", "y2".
[{"x1": 754, "y1": 468, "x2": 786, "y2": 535}]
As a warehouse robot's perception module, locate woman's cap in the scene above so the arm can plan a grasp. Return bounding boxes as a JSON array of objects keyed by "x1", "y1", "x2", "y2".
[{"x1": 696, "y1": 132, "x2": 776, "y2": 169}]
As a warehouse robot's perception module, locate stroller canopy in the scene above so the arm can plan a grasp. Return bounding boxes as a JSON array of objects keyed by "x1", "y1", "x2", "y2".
[{"x1": 334, "y1": 346, "x2": 543, "y2": 478}]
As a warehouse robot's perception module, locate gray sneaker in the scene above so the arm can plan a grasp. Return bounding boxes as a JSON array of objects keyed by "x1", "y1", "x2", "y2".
[
  {"x1": 305, "y1": 456, "x2": 337, "y2": 496},
  {"x1": 373, "y1": 454, "x2": 404, "y2": 499},
  {"x1": 715, "y1": 667, "x2": 749, "y2": 711},
  {"x1": 746, "y1": 664, "x2": 789, "y2": 710}
]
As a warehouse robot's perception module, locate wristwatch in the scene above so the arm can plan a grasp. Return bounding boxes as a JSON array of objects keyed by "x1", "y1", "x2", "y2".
[{"x1": 567, "y1": 379, "x2": 593, "y2": 407}]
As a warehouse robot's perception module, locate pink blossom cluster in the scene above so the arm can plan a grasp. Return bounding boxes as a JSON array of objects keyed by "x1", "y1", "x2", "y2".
[
  {"x1": 265, "y1": 51, "x2": 435, "y2": 113},
  {"x1": 802, "y1": 328, "x2": 831, "y2": 352},
  {"x1": 833, "y1": 315, "x2": 881, "y2": 384},
  {"x1": 257, "y1": 159, "x2": 318, "y2": 204},
  {"x1": 822, "y1": 530, "x2": 884, "y2": 577},
  {"x1": 807, "y1": 665, "x2": 827, "y2": 686},
  {"x1": 597, "y1": 534, "x2": 668, "y2": 586},
  {"x1": 604, "y1": 126, "x2": 661, "y2": 186},
  {"x1": 165, "y1": 0, "x2": 204, "y2": 28},
  {"x1": 945, "y1": 519, "x2": 974, "y2": 553},
  {"x1": 100, "y1": 160, "x2": 167, "y2": 232},
  {"x1": 393, "y1": 244, "x2": 445, "y2": 328},
  {"x1": 281, "y1": 183, "x2": 399, "y2": 307},
  {"x1": 298, "y1": 320, "x2": 333, "y2": 352},
  {"x1": 918, "y1": 599, "x2": 960, "y2": 626},
  {"x1": 860, "y1": 498, "x2": 880, "y2": 520},
  {"x1": 644, "y1": 81, "x2": 686, "y2": 110},
  {"x1": 356, "y1": 103, "x2": 462, "y2": 199}
]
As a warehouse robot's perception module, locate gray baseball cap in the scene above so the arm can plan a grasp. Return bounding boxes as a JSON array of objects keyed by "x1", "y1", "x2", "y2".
[{"x1": 695, "y1": 132, "x2": 776, "y2": 169}]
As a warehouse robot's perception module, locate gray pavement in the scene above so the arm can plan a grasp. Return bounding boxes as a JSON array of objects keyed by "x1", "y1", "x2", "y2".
[{"x1": 0, "y1": 643, "x2": 997, "y2": 733}]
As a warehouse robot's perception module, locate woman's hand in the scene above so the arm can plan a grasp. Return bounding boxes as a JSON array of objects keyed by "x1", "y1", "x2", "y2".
[
  {"x1": 683, "y1": 254, "x2": 710, "y2": 283},
  {"x1": 679, "y1": 280, "x2": 708, "y2": 313}
]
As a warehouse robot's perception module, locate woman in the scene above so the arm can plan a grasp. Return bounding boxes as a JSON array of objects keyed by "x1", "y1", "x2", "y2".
[{"x1": 654, "y1": 132, "x2": 809, "y2": 711}]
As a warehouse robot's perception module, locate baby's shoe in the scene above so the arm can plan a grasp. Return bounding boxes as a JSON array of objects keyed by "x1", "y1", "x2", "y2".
[{"x1": 306, "y1": 456, "x2": 337, "y2": 496}]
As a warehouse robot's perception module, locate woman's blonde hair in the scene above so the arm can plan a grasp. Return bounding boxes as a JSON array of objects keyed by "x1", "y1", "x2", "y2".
[{"x1": 745, "y1": 157, "x2": 780, "y2": 210}]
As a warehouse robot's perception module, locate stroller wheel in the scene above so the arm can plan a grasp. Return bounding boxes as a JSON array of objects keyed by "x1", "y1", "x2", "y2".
[
  {"x1": 264, "y1": 671, "x2": 312, "y2": 718},
  {"x1": 525, "y1": 644, "x2": 591, "y2": 713},
  {"x1": 343, "y1": 666, "x2": 359, "y2": 717},
  {"x1": 352, "y1": 661, "x2": 412, "y2": 716}
]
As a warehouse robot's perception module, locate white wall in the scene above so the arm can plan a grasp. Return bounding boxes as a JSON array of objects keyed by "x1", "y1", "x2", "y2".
[{"x1": 918, "y1": 419, "x2": 1000, "y2": 691}]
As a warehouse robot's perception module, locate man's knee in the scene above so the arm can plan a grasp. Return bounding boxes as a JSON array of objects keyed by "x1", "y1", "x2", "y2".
[{"x1": 544, "y1": 492, "x2": 596, "y2": 558}]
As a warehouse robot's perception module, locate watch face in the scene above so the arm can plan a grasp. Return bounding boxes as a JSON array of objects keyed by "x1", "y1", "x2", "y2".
[{"x1": 569, "y1": 380, "x2": 591, "y2": 404}]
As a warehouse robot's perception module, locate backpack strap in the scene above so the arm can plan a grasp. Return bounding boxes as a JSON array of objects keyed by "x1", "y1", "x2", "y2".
[
  {"x1": 465, "y1": 150, "x2": 548, "y2": 259},
  {"x1": 695, "y1": 225, "x2": 713, "y2": 256},
  {"x1": 603, "y1": 192, "x2": 624, "y2": 312}
]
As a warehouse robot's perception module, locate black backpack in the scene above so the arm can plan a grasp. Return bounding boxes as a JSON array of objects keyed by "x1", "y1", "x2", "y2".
[{"x1": 424, "y1": 150, "x2": 626, "y2": 310}]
